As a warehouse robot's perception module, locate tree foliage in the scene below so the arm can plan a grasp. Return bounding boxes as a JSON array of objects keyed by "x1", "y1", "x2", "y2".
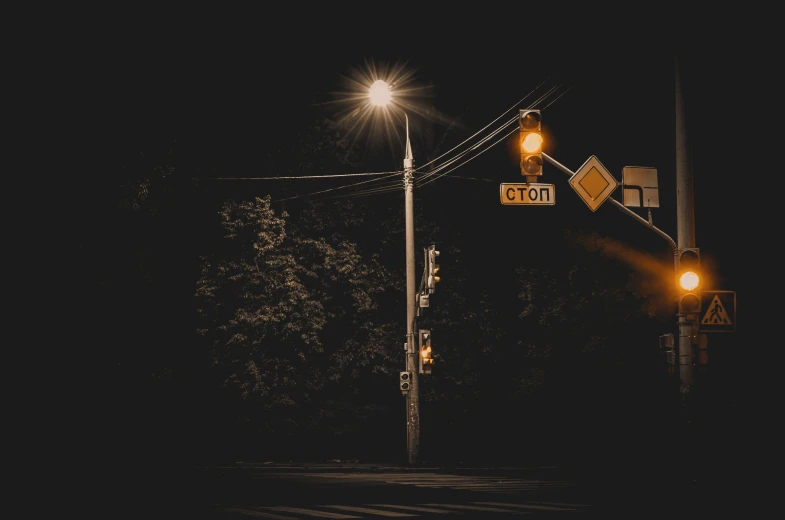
[{"x1": 195, "y1": 195, "x2": 404, "y2": 443}]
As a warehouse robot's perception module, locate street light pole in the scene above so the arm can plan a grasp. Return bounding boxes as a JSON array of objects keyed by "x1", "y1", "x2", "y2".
[
  {"x1": 403, "y1": 114, "x2": 420, "y2": 465},
  {"x1": 367, "y1": 80, "x2": 420, "y2": 464}
]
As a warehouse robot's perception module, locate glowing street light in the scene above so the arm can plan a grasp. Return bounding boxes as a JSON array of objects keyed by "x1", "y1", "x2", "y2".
[{"x1": 369, "y1": 79, "x2": 392, "y2": 107}]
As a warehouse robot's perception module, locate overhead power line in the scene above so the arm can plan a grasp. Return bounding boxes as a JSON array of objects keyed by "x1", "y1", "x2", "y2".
[
  {"x1": 418, "y1": 124, "x2": 520, "y2": 188},
  {"x1": 413, "y1": 78, "x2": 551, "y2": 173},
  {"x1": 208, "y1": 80, "x2": 572, "y2": 203},
  {"x1": 210, "y1": 170, "x2": 401, "y2": 180},
  {"x1": 321, "y1": 82, "x2": 570, "y2": 200},
  {"x1": 272, "y1": 171, "x2": 402, "y2": 202}
]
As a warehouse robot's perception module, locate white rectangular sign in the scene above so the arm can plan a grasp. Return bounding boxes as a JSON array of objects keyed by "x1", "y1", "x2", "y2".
[
  {"x1": 500, "y1": 183, "x2": 555, "y2": 205},
  {"x1": 622, "y1": 166, "x2": 659, "y2": 208}
]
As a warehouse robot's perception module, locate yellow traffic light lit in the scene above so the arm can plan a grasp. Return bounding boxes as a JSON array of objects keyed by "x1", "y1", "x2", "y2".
[
  {"x1": 679, "y1": 271, "x2": 700, "y2": 291},
  {"x1": 677, "y1": 248, "x2": 702, "y2": 314},
  {"x1": 419, "y1": 329, "x2": 433, "y2": 374},
  {"x1": 521, "y1": 132, "x2": 543, "y2": 154},
  {"x1": 519, "y1": 109, "x2": 543, "y2": 177}
]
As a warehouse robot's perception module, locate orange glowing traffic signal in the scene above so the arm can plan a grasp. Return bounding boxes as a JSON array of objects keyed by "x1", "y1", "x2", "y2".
[
  {"x1": 677, "y1": 248, "x2": 701, "y2": 314},
  {"x1": 519, "y1": 109, "x2": 542, "y2": 176},
  {"x1": 419, "y1": 329, "x2": 433, "y2": 375}
]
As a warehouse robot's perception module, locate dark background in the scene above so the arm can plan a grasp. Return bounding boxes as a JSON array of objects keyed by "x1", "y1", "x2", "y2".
[{"x1": 52, "y1": 13, "x2": 766, "y2": 513}]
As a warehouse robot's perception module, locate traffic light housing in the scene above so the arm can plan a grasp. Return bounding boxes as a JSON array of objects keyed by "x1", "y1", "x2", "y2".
[
  {"x1": 677, "y1": 248, "x2": 701, "y2": 314},
  {"x1": 426, "y1": 245, "x2": 440, "y2": 294},
  {"x1": 659, "y1": 333, "x2": 675, "y2": 374},
  {"x1": 519, "y1": 109, "x2": 543, "y2": 177},
  {"x1": 697, "y1": 333, "x2": 708, "y2": 366},
  {"x1": 419, "y1": 329, "x2": 433, "y2": 374},
  {"x1": 399, "y1": 371, "x2": 411, "y2": 392}
]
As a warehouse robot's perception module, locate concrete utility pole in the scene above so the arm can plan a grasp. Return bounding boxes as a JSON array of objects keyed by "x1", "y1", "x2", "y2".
[
  {"x1": 675, "y1": 56, "x2": 696, "y2": 402},
  {"x1": 403, "y1": 115, "x2": 420, "y2": 465}
]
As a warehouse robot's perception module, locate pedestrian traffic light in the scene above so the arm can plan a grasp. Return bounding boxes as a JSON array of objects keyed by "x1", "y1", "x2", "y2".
[
  {"x1": 696, "y1": 334, "x2": 708, "y2": 366},
  {"x1": 419, "y1": 329, "x2": 433, "y2": 374},
  {"x1": 426, "y1": 245, "x2": 440, "y2": 294},
  {"x1": 659, "y1": 333, "x2": 676, "y2": 374},
  {"x1": 677, "y1": 248, "x2": 701, "y2": 314},
  {"x1": 400, "y1": 371, "x2": 411, "y2": 392},
  {"x1": 519, "y1": 109, "x2": 543, "y2": 177}
]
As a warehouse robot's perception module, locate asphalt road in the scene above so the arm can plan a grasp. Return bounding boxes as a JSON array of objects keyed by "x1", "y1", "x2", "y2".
[
  {"x1": 90, "y1": 458, "x2": 750, "y2": 519},
  {"x1": 200, "y1": 464, "x2": 590, "y2": 519}
]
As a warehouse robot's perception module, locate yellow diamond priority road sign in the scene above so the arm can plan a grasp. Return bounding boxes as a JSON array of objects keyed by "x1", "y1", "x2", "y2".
[{"x1": 569, "y1": 155, "x2": 618, "y2": 212}]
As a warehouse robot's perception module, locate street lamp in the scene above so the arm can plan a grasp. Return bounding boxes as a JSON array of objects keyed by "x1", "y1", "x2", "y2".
[
  {"x1": 368, "y1": 80, "x2": 419, "y2": 465},
  {"x1": 369, "y1": 79, "x2": 392, "y2": 107}
]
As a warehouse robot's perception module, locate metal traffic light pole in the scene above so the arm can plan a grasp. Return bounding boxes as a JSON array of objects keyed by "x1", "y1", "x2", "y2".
[
  {"x1": 543, "y1": 153, "x2": 678, "y2": 255},
  {"x1": 542, "y1": 57, "x2": 697, "y2": 409},
  {"x1": 543, "y1": 152, "x2": 682, "y2": 380},
  {"x1": 674, "y1": 56, "x2": 696, "y2": 406}
]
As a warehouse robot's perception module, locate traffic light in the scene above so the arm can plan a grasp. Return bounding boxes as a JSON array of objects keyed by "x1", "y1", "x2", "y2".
[
  {"x1": 659, "y1": 333, "x2": 675, "y2": 373},
  {"x1": 697, "y1": 333, "x2": 708, "y2": 366},
  {"x1": 519, "y1": 109, "x2": 543, "y2": 177},
  {"x1": 426, "y1": 245, "x2": 440, "y2": 294},
  {"x1": 677, "y1": 248, "x2": 701, "y2": 315},
  {"x1": 400, "y1": 371, "x2": 411, "y2": 392},
  {"x1": 419, "y1": 329, "x2": 433, "y2": 374}
]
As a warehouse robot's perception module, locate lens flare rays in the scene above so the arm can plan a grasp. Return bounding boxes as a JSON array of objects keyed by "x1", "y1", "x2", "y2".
[{"x1": 324, "y1": 58, "x2": 440, "y2": 159}]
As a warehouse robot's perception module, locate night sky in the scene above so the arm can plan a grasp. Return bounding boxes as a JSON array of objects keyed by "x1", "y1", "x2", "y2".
[
  {"x1": 89, "y1": 41, "x2": 742, "y2": 283},
  {"x1": 63, "y1": 17, "x2": 765, "y2": 510},
  {"x1": 89, "y1": 45, "x2": 746, "y2": 315},
  {"x1": 92, "y1": 48, "x2": 741, "y2": 269}
]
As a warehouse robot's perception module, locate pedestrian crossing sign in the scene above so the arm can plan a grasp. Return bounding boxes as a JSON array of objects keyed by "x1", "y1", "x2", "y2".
[{"x1": 699, "y1": 290, "x2": 736, "y2": 332}]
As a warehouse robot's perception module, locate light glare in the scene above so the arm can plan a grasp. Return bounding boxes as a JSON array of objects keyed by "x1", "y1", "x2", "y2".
[
  {"x1": 369, "y1": 80, "x2": 392, "y2": 106},
  {"x1": 522, "y1": 133, "x2": 543, "y2": 153},
  {"x1": 679, "y1": 271, "x2": 700, "y2": 291}
]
